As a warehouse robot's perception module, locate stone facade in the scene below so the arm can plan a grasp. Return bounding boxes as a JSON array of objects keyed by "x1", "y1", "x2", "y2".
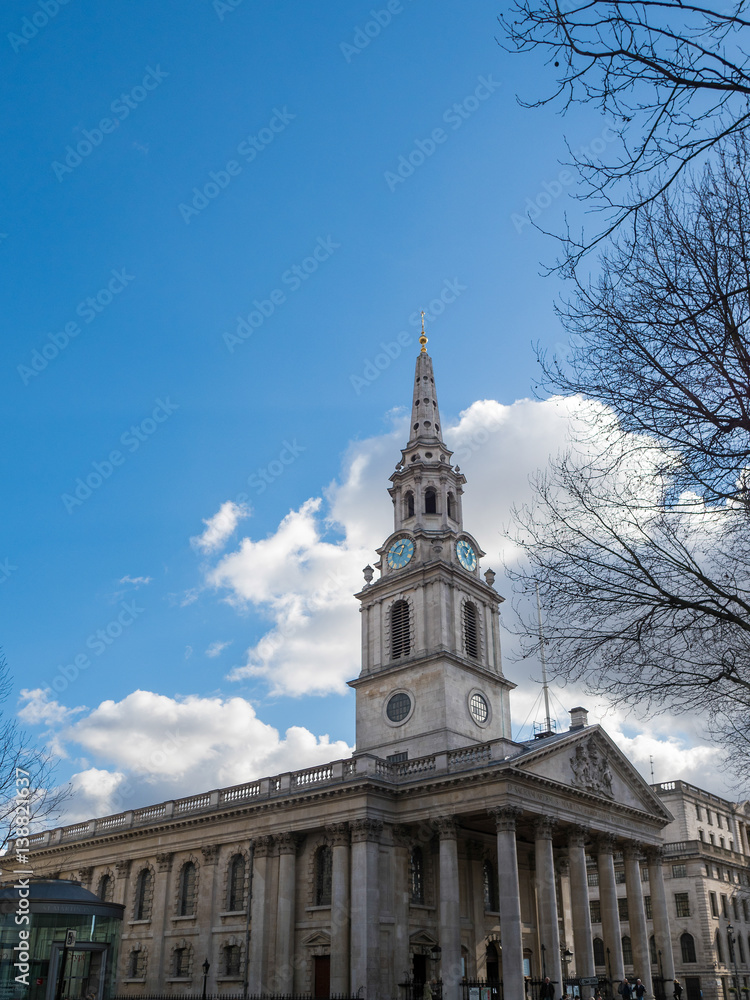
[{"x1": 11, "y1": 344, "x2": 688, "y2": 1000}]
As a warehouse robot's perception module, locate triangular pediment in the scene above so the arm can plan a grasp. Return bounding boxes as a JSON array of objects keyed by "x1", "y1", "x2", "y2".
[
  {"x1": 302, "y1": 930, "x2": 331, "y2": 947},
  {"x1": 509, "y1": 726, "x2": 672, "y2": 822},
  {"x1": 410, "y1": 930, "x2": 439, "y2": 947}
]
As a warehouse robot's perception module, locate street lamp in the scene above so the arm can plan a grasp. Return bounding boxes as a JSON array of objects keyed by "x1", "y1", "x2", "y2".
[
  {"x1": 541, "y1": 943, "x2": 547, "y2": 978},
  {"x1": 726, "y1": 923, "x2": 741, "y2": 1000},
  {"x1": 202, "y1": 959, "x2": 210, "y2": 1000}
]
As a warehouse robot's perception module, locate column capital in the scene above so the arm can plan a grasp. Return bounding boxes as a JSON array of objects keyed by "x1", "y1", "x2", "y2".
[
  {"x1": 351, "y1": 818, "x2": 383, "y2": 843},
  {"x1": 593, "y1": 832, "x2": 618, "y2": 855},
  {"x1": 534, "y1": 816, "x2": 557, "y2": 840},
  {"x1": 623, "y1": 840, "x2": 646, "y2": 862},
  {"x1": 156, "y1": 852, "x2": 173, "y2": 872},
  {"x1": 277, "y1": 832, "x2": 300, "y2": 855},
  {"x1": 567, "y1": 824, "x2": 589, "y2": 849},
  {"x1": 201, "y1": 844, "x2": 219, "y2": 865},
  {"x1": 326, "y1": 822, "x2": 350, "y2": 847},
  {"x1": 115, "y1": 859, "x2": 131, "y2": 879},
  {"x1": 436, "y1": 815, "x2": 459, "y2": 840},
  {"x1": 489, "y1": 806, "x2": 522, "y2": 832},
  {"x1": 254, "y1": 835, "x2": 275, "y2": 858},
  {"x1": 644, "y1": 845, "x2": 665, "y2": 865},
  {"x1": 557, "y1": 858, "x2": 570, "y2": 877}
]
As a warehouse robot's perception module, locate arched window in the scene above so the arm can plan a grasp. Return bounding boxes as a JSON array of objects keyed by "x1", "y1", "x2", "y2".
[
  {"x1": 680, "y1": 931, "x2": 698, "y2": 962},
  {"x1": 622, "y1": 936, "x2": 633, "y2": 965},
  {"x1": 424, "y1": 488, "x2": 437, "y2": 514},
  {"x1": 314, "y1": 845, "x2": 332, "y2": 907},
  {"x1": 650, "y1": 935, "x2": 658, "y2": 965},
  {"x1": 447, "y1": 493, "x2": 455, "y2": 519},
  {"x1": 463, "y1": 601, "x2": 479, "y2": 659},
  {"x1": 404, "y1": 492, "x2": 415, "y2": 518},
  {"x1": 227, "y1": 854, "x2": 245, "y2": 912},
  {"x1": 97, "y1": 874, "x2": 113, "y2": 902},
  {"x1": 127, "y1": 948, "x2": 145, "y2": 979},
  {"x1": 178, "y1": 862, "x2": 197, "y2": 916},
  {"x1": 716, "y1": 931, "x2": 724, "y2": 964},
  {"x1": 410, "y1": 846, "x2": 424, "y2": 904},
  {"x1": 483, "y1": 860, "x2": 498, "y2": 911},
  {"x1": 134, "y1": 868, "x2": 153, "y2": 921},
  {"x1": 223, "y1": 944, "x2": 241, "y2": 977},
  {"x1": 593, "y1": 938, "x2": 605, "y2": 966},
  {"x1": 391, "y1": 600, "x2": 411, "y2": 659}
]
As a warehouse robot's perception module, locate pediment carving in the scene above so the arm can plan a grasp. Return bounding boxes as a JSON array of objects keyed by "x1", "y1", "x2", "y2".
[{"x1": 570, "y1": 739, "x2": 614, "y2": 798}]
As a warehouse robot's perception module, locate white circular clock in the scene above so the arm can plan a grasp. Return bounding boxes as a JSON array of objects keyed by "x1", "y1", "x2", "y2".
[
  {"x1": 456, "y1": 539, "x2": 477, "y2": 571},
  {"x1": 387, "y1": 536, "x2": 415, "y2": 569}
]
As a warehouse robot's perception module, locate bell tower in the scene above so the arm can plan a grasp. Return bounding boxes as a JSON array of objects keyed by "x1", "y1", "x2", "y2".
[{"x1": 350, "y1": 325, "x2": 515, "y2": 760}]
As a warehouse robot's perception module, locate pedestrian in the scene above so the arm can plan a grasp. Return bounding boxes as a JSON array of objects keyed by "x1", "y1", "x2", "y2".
[
  {"x1": 422, "y1": 981, "x2": 432, "y2": 1000},
  {"x1": 620, "y1": 978, "x2": 632, "y2": 1000},
  {"x1": 635, "y1": 980, "x2": 646, "y2": 1000},
  {"x1": 673, "y1": 981, "x2": 682, "y2": 1000},
  {"x1": 540, "y1": 977, "x2": 555, "y2": 1000}
]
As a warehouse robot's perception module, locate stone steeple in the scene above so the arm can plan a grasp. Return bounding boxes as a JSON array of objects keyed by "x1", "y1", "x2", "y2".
[{"x1": 350, "y1": 332, "x2": 515, "y2": 760}]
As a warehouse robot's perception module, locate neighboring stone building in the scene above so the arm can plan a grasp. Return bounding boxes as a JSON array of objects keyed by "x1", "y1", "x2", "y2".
[
  {"x1": 654, "y1": 782, "x2": 750, "y2": 1000},
  {"x1": 12, "y1": 339, "x2": 681, "y2": 1000}
]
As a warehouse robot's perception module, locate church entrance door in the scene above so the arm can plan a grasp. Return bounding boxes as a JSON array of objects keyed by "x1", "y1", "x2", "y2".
[{"x1": 313, "y1": 954, "x2": 330, "y2": 998}]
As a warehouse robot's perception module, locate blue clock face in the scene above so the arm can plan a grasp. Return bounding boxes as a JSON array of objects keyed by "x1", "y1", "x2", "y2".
[
  {"x1": 457, "y1": 539, "x2": 477, "y2": 571},
  {"x1": 387, "y1": 537, "x2": 415, "y2": 569}
]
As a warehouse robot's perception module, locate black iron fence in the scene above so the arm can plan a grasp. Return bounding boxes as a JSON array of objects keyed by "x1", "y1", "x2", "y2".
[
  {"x1": 111, "y1": 994, "x2": 359, "y2": 1000},
  {"x1": 399, "y1": 978, "x2": 444, "y2": 1000},
  {"x1": 461, "y1": 979, "x2": 503, "y2": 1000}
]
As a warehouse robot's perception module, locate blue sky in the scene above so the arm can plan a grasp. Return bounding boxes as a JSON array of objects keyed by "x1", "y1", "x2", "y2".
[{"x1": 2, "y1": 1, "x2": 728, "y2": 821}]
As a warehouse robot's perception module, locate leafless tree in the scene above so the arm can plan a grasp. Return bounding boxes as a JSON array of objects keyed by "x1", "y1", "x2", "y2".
[
  {"x1": 500, "y1": 1, "x2": 750, "y2": 267},
  {"x1": 508, "y1": 139, "x2": 750, "y2": 773},
  {"x1": 0, "y1": 650, "x2": 66, "y2": 854}
]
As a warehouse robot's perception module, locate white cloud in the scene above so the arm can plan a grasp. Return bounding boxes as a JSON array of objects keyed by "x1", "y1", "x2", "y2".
[
  {"x1": 191, "y1": 501, "x2": 251, "y2": 554},
  {"x1": 184, "y1": 645, "x2": 193, "y2": 660},
  {"x1": 17, "y1": 688, "x2": 85, "y2": 727},
  {"x1": 58, "y1": 689, "x2": 352, "y2": 820},
  {"x1": 119, "y1": 575, "x2": 152, "y2": 586},
  {"x1": 206, "y1": 640, "x2": 231, "y2": 658}
]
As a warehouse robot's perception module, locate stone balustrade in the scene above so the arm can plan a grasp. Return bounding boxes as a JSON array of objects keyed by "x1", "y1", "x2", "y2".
[{"x1": 21, "y1": 737, "x2": 513, "y2": 851}]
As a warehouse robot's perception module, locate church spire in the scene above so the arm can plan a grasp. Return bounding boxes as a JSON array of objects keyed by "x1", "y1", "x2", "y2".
[{"x1": 407, "y1": 315, "x2": 446, "y2": 451}]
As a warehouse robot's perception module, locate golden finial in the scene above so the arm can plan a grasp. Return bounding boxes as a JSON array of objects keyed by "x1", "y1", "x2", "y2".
[{"x1": 419, "y1": 310, "x2": 428, "y2": 353}]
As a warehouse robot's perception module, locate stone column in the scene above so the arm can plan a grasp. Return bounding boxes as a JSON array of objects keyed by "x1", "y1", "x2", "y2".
[
  {"x1": 148, "y1": 853, "x2": 173, "y2": 990},
  {"x1": 595, "y1": 835, "x2": 624, "y2": 984},
  {"x1": 534, "y1": 818, "x2": 562, "y2": 989},
  {"x1": 623, "y1": 843, "x2": 652, "y2": 994},
  {"x1": 275, "y1": 833, "x2": 299, "y2": 992},
  {"x1": 249, "y1": 836, "x2": 274, "y2": 994},
  {"x1": 646, "y1": 848, "x2": 675, "y2": 982},
  {"x1": 328, "y1": 823, "x2": 351, "y2": 995},
  {"x1": 350, "y1": 818, "x2": 382, "y2": 997},
  {"x1": 437, "y1": 817, "x2": 461, "y2": 1000},
  {"x1": 490, "y1": 807, "x2": 524, "y2": 1000},
  {"x1": 567, "y1": 827, "x2": 595, "y2": 996}
]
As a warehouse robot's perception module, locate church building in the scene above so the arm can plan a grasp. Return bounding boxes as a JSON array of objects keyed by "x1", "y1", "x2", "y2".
[{"x1": 15, "y1": 337, "x2": 679, "y2": 1000}]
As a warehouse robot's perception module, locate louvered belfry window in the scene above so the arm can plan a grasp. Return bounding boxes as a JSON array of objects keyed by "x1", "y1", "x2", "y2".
[
  {"x1": 391, "y1": 600, "x2": 411, "y2": 658},
  {"x1": 463, "y1": 602, "x2": 479, "y2": 659}
]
